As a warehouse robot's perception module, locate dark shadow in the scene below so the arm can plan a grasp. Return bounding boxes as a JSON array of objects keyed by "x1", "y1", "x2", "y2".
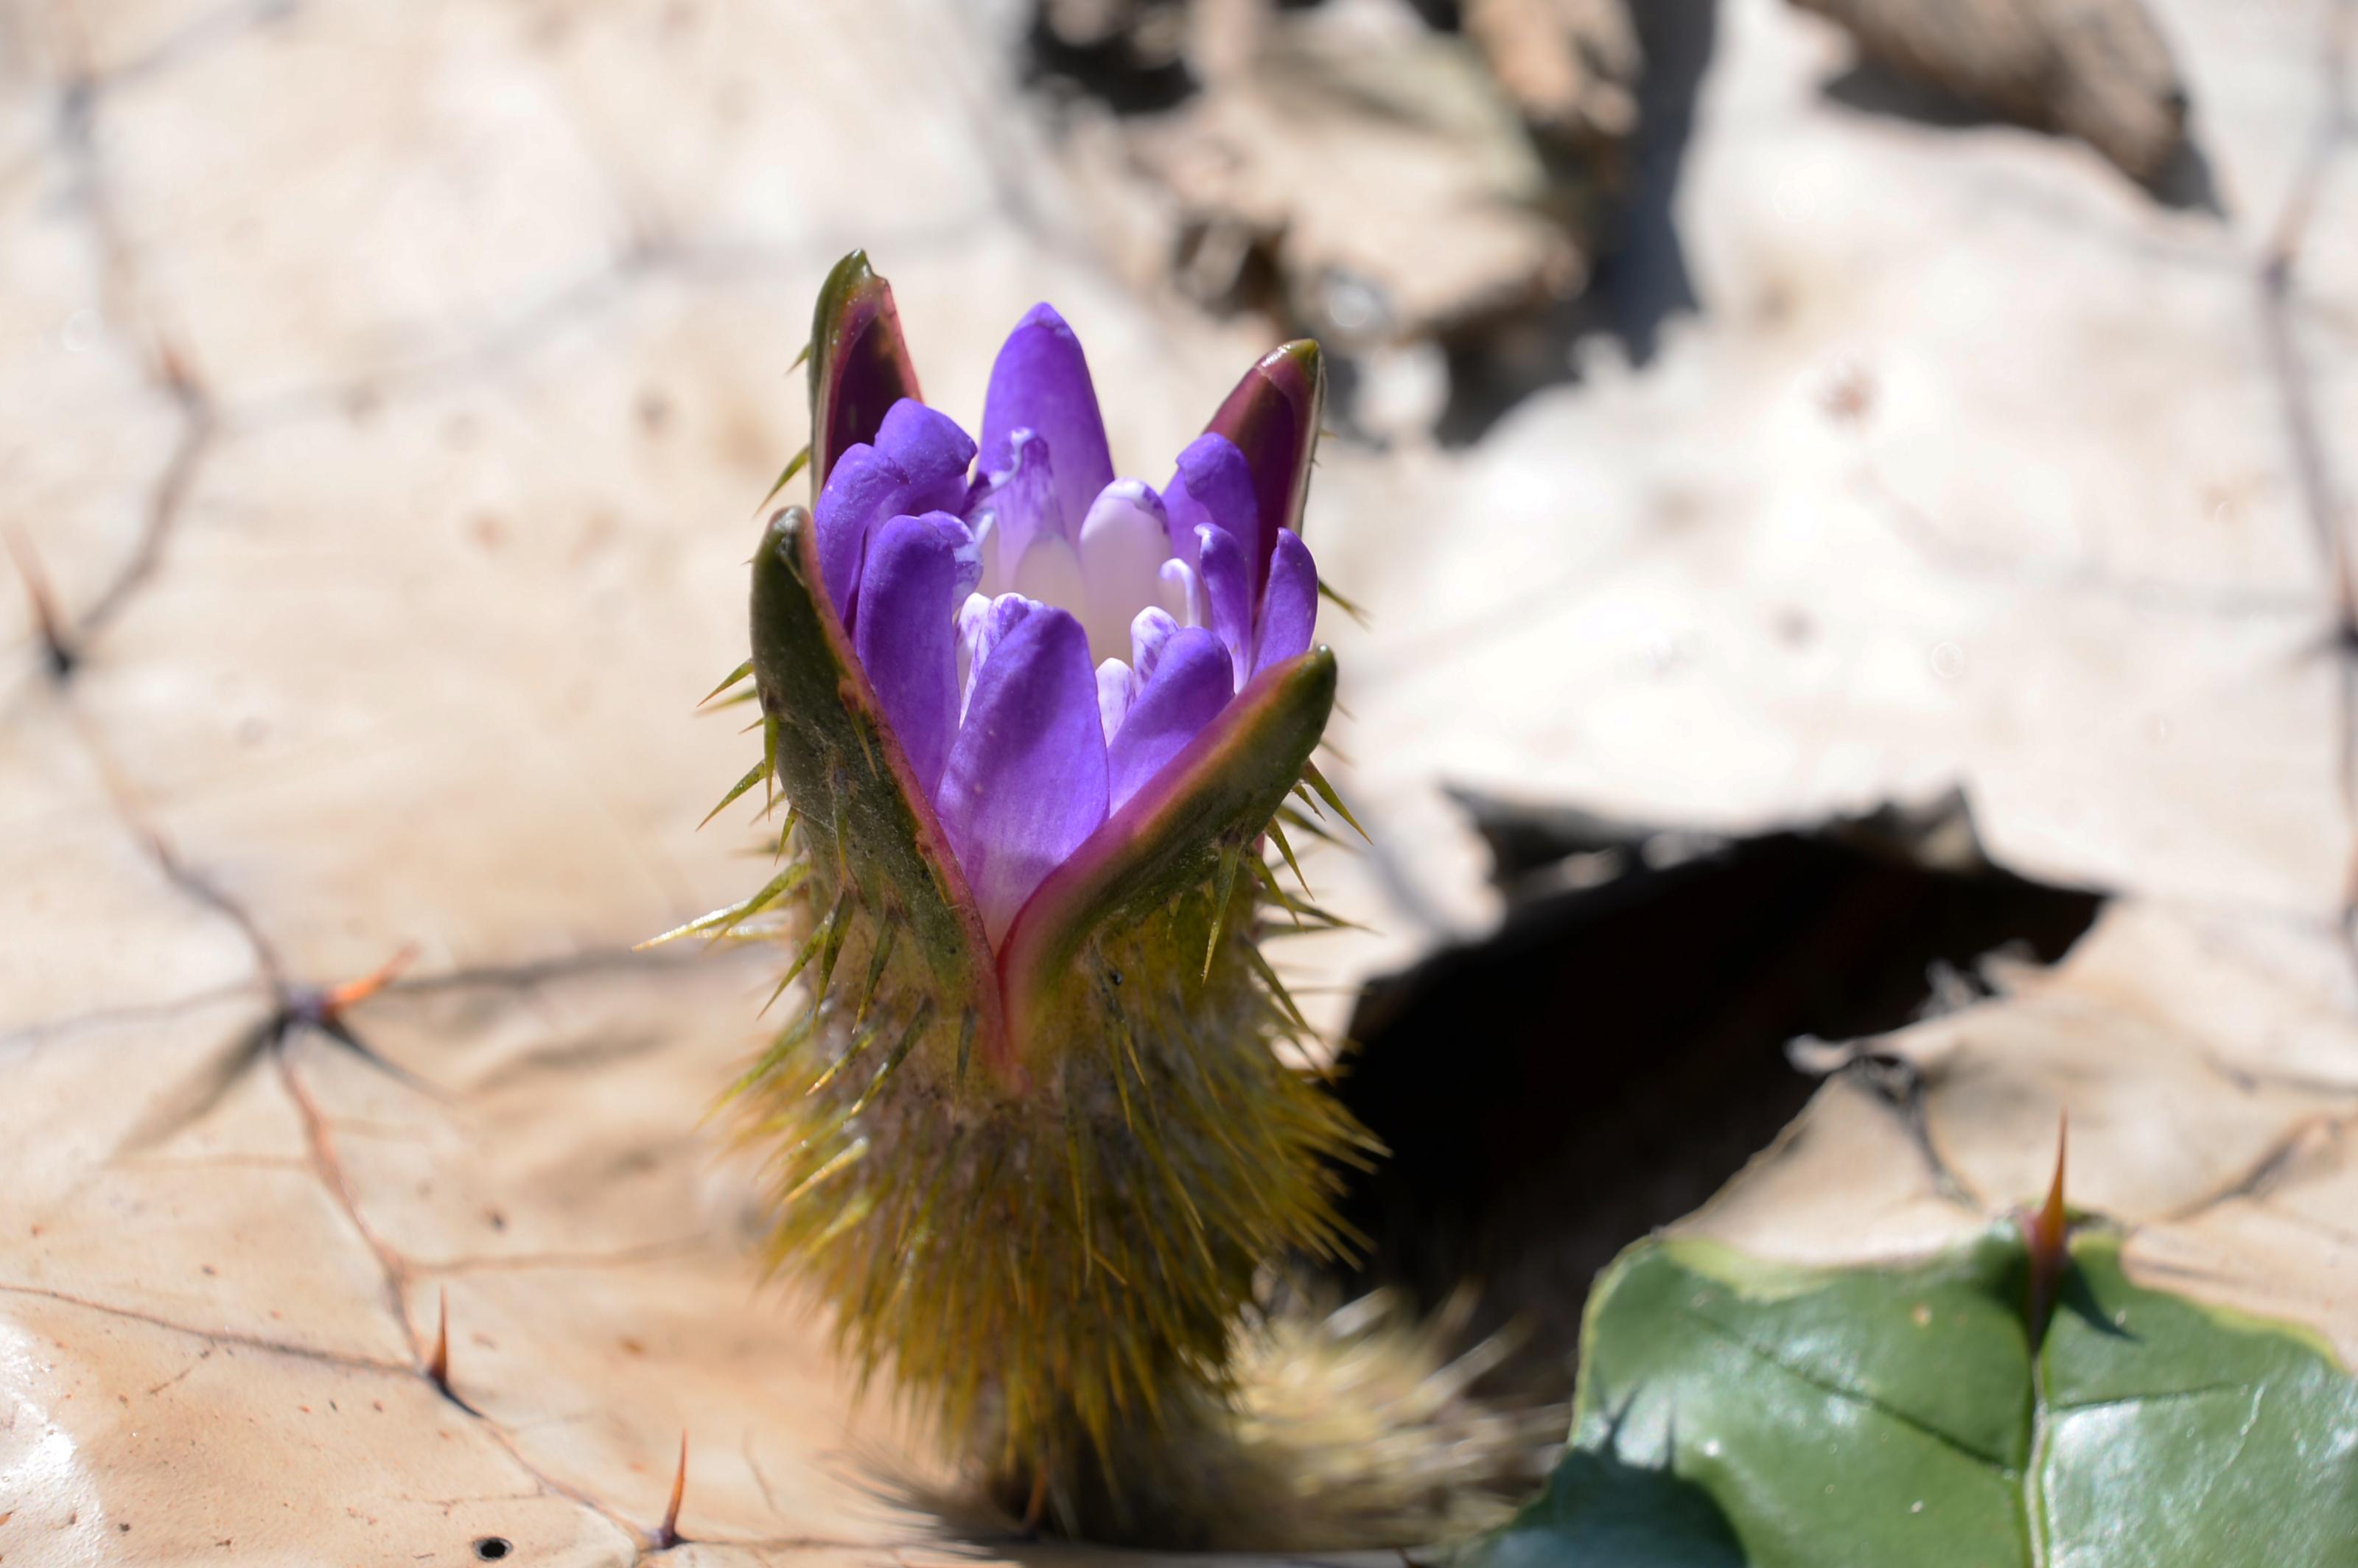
[
  {"x1": 1575, "y1": 0, "x2": 1717, "y2": 365},
  {"x1": 2056, "y1": 1260, "x2": 2141, "y2": 1344},
  {"x1": 1821, "y1": 58, "x2": 2000, "y2": 130},
  {"x1": 1022, "y1": 5, "x2": 1196, "y2": 116},
  {"x1": 1477, "y1": 1443, "x2": 1748, "y2": 1568},
  {"x1": 2144, "y1": 138, "x2": 2225, "y2": 217},
  {"x1": 1395, "y1": 0, "x2": 1463, "y2": 30},
  {"x1": 1819, "y1": 60, "x2": 2226, "y2": 217},
  {"x1": 1324, "y1": 790, "x2": 2106, "y2": 1399},
  {"x1": 1430, "y1": 0, "x2": 1719, "y2": 447}
]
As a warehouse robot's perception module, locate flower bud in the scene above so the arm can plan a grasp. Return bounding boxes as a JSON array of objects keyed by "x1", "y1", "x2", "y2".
[{"x1": 720, "y1": 253, "x2": 1366, "y2": 1539}]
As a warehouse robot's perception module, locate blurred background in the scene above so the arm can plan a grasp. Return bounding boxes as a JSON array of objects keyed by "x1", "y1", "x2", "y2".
[{"x1": 3, "y1": 0, "x2": 2351, "y2": 1553}]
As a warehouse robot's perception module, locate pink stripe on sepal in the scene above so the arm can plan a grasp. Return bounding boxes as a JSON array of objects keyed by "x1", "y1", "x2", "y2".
[
  {"x1": 808, "y1": 251, "x2": 924, "y2": 489},
  {"x1": 995, "y1": 645, "x2": 1337, "y2": 1063},
  {"x1": 1203, "y1": 338, "x2": 1326, "y2": 592}
]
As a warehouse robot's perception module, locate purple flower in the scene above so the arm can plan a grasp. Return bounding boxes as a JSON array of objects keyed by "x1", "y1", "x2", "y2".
[
  {"x1": 812, "y1": 307, "x2": 1323, "y2": 944},
  {"x1": 729, "y1": 258, "x2": 1362, "y2": 1523}
]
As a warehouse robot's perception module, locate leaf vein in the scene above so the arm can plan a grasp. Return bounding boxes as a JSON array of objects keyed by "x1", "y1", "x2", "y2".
[{"x1": 1678, "y1": 1303, "x2": 2025, "y2": 1479}]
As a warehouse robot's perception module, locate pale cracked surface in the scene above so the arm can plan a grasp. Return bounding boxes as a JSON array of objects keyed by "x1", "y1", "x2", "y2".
[{"x1": 4, "y1": 0, "x2": 2358, "y2": 1560}]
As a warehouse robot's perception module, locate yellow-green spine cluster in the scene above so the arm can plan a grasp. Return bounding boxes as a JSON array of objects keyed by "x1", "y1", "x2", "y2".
[{"x1": 724, "y1": 799, "x2": 1371, "y2": 1536}]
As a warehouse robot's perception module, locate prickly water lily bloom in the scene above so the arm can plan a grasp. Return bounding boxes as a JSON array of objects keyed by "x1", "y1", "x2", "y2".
[{"x1": 692, "y1": 253, "x2": 1393, "y2": 1544}]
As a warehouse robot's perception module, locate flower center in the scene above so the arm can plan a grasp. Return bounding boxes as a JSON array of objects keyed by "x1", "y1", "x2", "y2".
[{"x1": 960, "y1": 429, "x2": 1214, "y2": 749}]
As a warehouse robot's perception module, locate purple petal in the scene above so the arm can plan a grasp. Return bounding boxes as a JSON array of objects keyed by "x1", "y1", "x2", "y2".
[
  {"x1": 918, "y1": 509, "x2": 979, "y2": 561},
  {"x1": 981, "y1": 592, "x2": 1040, "y2": 651},
  {"x1": 875, "y1": 399, "x2": 978, "y2": 516},
  {"x1": 1194, "y1": 523, "x2": 1254, "y2": 690},
  {"x1": 941, "y1": 518, "x2": 984, "y2": 601},
  {"x1": 979, "y1": 304, "x2": 1116, "y2": 538},
  {"x1": 935, "y1": 605, "x2": 1108, "y2": 942},
  {"x1": 1252, "y1": 528, "x2": 1318, "y2": 676},
  {"x1": 854, "y1": 514, "x2": 963, "y2": 796},
  {"x1": 813, "y1": 442, "x2": 912, "y2": 626},
  {"x1": 1162, "y1": 433, "x2": 1260, "y2": 581},
  {"x1": 969, "y1": 429, "x2": 1059, "y2": 577},
  {"x1": 808, "y1": 422, "x2": 973, "y2": 633},
  {"x1": 1106, "y1": 628, "x2": 1233, "y2": 812}
]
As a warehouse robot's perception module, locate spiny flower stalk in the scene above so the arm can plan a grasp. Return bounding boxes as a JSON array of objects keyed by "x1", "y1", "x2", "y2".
[{"x1": 694, "y1": 253, "x2": 1452, "y2": 1545}]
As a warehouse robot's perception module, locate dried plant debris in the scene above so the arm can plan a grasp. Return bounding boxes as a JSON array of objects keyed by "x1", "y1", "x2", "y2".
[
  {"x1": 1458, "y1": 0, "x2": 1644, "y2": 141},
  {"x1": 5, "y1": 0, "x2": 2348, "y2": 1556},
  {"x1": 1034, "y1": 0, "x2": 1634, "y2": 349},
  {"x1": 1793, "y1": 0, "x2": 2193, "y2": 187}
]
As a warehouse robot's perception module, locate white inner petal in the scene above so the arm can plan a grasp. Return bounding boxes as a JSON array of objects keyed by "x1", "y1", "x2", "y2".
[
  {"x1": 1094, "y1": 657, "x2": 1138, "y2": 744},
  {"x1": 968, "y1": 514, "x2": 1002, "y2": 598},
  {"x1": 945, "y1": 515, "x2": 984, "y2": 601},
  {"x1": 979, "y1": 428, "x2": 1057, "y2": 570},
  {"x1": 1158, "y1": 558, "x2": 1206, "y2": 630},
  {"x1": 1130, "y1": 606, "x2": 1180, "y2": 684},
  {"x1": 954, "y1": 592, "x2": 996, "y2": 720},
  {"x1": 1010, "y1": 533, "x2": 1087, "y2": 620},
  {"x1": 1076, "y1": 483, "x2": 1172, "y2": 665},
  {"x1": 955, "y1": 477, "x2": 1232, "y2": 755}
]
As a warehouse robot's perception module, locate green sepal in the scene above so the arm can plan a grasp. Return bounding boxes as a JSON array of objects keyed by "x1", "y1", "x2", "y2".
[
  {"x1": 747, "y1": 505, "x2": 1000, "y2": 1045},
  {"x1": 1204, "y1": 339, "x2": 1326, "y2": 555},
  {"x1": 997, "y1": 645, "x2": 1337, "y2": 1054},
  {"x1": 808, "y1": 251, "x2": 923, "y2": 490}
]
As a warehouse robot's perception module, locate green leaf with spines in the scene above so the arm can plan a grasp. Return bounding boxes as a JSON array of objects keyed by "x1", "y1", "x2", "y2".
[{"x1": 1461, "y1": 1222, "x2": 2358, "y2": 1568}]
